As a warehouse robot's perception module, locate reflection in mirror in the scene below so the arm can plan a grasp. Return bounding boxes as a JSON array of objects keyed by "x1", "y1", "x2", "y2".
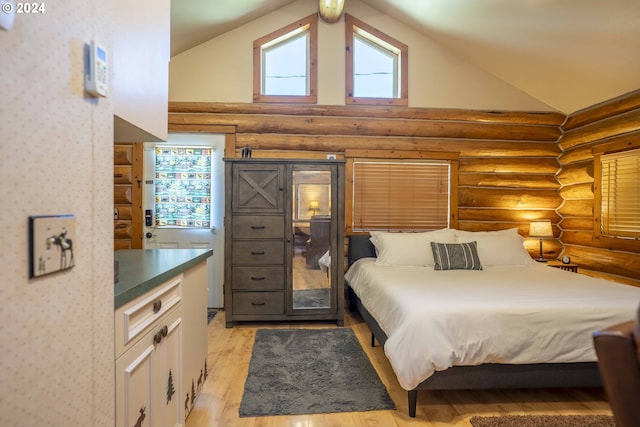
[{"x1": 292, "y1": 170, "x2": 332, "y2": 310}]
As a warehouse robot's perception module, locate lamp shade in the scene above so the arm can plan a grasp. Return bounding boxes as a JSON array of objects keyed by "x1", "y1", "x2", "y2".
[
  {"x1": 529, "y1": 220, "x2": 553, "y2": 238},
  {"x1": 309, "y1": 200, "x2": 319, "y2": 210},
  {"x1": 318, "y1": 0, "x2": 345, "y2": 23}
]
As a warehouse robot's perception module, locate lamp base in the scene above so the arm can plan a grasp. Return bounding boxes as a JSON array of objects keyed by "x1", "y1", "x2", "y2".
[{"x1": 535, "y1": 238, "x2": 547, "y2": 263}]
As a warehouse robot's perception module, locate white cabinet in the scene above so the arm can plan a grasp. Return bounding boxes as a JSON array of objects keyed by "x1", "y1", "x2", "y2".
[
  {"x1": 180, "y1": 261, "x2": 209, "y2": 418},
  {"x1": 116, "y1": 277, "x2": 184, "y2": 427},
  {"x1": 115, "y1": 261, "x2": 209, "y2": 426},
  {"x1": 116, "y1": 307, "x2": 183, "y2": 427},
  {"x1": 113, "y1": 0, "x2": 170, "y2": 142}
]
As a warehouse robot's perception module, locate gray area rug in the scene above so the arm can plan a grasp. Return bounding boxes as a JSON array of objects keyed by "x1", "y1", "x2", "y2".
[
  {"x1": 470, "y1": 415, "x2": 615, "y2": 427},
  {"x1": 239, "y1": 328, "x2": 395, "y2": 417}
]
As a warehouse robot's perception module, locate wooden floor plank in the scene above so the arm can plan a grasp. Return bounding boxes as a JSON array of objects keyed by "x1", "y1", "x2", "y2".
[{"x1": 185, "y1": 310, "x2": 612, "y2": 427}]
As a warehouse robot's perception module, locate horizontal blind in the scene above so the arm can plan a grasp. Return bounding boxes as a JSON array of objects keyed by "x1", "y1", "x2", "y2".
[
  {"x1": 601, "y1": 148, "x2": 640, "y2": 239},
  {"x1": 352, "y1": 160, "x2": 450, "y2": 231}
]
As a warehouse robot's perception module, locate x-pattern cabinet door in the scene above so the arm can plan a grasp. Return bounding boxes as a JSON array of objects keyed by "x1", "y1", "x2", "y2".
[{"x1": 232, "y1": 163, "x2": 285, "y2": 213}]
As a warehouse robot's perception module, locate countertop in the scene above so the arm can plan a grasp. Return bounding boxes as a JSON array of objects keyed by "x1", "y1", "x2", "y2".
[{"x1": 114, "y1": 249, "x2": 213, "y2": 309}]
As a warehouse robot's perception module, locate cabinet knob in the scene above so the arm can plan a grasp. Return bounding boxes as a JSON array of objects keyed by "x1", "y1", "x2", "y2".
[
  {"x1": 251, "y1": 301, "x2": 266, "y2": 306},
  {"x1": 251, "y1": 225, "x2": 265, "y2": 230},
  {"x1": 250, "y1": 276, "x2": 266, "y2": 281},
  {"x1": 161, "y1": 325, "x2": 168, "y2": 337},
  {"x1": 251, "y1": 251, "x2": 265, "y2": 255},
  {"x1": 153, "y1": 331, "x2": 163, "y2": 344},
  {"x1": 152, "y1": 299, "x2": 162, "y2": 313}
]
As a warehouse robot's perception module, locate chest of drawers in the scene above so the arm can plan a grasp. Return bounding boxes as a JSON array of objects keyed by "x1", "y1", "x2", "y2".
[{"x1": 224, "y1": 159, "x2": 344, "y2": 327}]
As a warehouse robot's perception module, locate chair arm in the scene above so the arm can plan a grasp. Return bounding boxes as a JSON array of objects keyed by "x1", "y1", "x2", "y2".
[{"x1": 593, "y1": 320, "x2": 640, "y2": 427}]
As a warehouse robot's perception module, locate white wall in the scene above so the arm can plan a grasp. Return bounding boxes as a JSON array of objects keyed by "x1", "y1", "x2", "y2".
[
  {"x1": 169, "y1": 0, "x2": 553, "y2": 111},
  {"x1": 0, "y1": 2, "x2": 114, "y2": 426}
]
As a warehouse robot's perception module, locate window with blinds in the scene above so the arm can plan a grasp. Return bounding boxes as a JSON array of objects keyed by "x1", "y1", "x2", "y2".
[
  {"x1": 351, "y1": 160, "x2": 451, "y2": 231},
  {"x1": 600, "y1": 148, "x2": 640, "y2": 239}
]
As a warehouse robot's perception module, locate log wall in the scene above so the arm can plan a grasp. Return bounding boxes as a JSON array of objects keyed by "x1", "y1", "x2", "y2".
[
  {"x1": 114, "y1": 143, "x2": 143, "y2": 250},
  {"x1": 558, "y1": 89, "x2": 640, "y2": 285},
  {"x1": 169, "y1": 102, "x2": 565, "y2": 259}
]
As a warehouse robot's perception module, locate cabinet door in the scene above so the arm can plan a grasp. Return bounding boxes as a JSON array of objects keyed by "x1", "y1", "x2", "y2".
[
  {"x1": 232, "y1": 164, "x2": 285, "y2": 213},
  {"x1": 116, "y1": 332, "x2": 155, "y2": 427},
  {"x1": 289, "y1": 165, "x2": 335, "y2": 314},
  {"x1": 116, "y1": 307, "x2": 183, "y2": 427},
  {"x1": 158, "y1": 313, "x2": 183, "y2": 427}
]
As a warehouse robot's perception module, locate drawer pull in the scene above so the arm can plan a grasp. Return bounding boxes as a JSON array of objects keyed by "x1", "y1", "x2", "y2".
[
  {"x1": 251, "y1": 276, "x2": 266, "y2": 281},
  {"x1": 152, "y1": 299, "x2": 162, "y2": 313},
  {"x1": 251, "y1": 225, "x2": 266, "y2": 230},
  {"x1": 153, "y1": 326, "x2": 169, "y2": 344},
  {"x1": 251, "y1": 251, "x2": 265, "y2": 255},
  {"x1": 251, "y1": 301, "x2": 266, "y2": 306}
]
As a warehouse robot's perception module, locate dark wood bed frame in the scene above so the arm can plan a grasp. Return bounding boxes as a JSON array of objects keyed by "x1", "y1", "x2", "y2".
[{"x1": 346, "y1": 234, "x2": 602, "y2": 418}]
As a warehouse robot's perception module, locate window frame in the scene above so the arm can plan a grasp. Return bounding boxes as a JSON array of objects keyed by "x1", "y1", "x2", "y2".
[
  {"x1": 253, "y1": 13, "x2": 318, "y2": 104},
  {"x1": 593, "y1": 139, "x2": 640, "y2": 247},
  {"x1": 345, "y1": 14, "x2": 408, "y2": 106},
  {"x1": 344, "y1": 149, "x2": 458, "y2": 234}
]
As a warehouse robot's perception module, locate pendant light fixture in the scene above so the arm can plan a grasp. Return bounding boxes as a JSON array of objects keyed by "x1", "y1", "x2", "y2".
[{"x1": 318, "y1": 0, "x2": 345, "y2": 23}]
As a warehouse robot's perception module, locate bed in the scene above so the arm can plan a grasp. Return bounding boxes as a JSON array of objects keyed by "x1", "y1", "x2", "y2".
[{"x1": 344, "y1": 229, "x2": 640, "y2": 417}]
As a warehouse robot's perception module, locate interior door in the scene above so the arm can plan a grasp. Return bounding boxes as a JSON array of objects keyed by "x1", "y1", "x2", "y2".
[{"x1": 142, "y1": 134, "x2": 226, "y2": 308}]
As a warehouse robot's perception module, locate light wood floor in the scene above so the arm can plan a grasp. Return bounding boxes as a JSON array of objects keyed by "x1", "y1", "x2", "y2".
[{"x1": 186, "y1": 310, "x2": 612, "y2": 427}]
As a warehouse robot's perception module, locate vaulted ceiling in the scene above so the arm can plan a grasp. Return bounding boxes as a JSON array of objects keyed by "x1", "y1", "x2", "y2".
[{"x1": 170, "y1": 0, "x2": 640, "y2": 114}]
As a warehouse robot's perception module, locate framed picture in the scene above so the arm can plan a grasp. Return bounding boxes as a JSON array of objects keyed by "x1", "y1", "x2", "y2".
[{"x1": 29, "y1": 215, "x2": 76, "y2": 278}]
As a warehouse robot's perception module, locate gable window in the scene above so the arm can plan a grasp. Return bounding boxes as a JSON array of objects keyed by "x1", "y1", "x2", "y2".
[
  {"x1": 253, "y1": 14, "x2": 317, "y2": 103},
  {"x1": 345, "y1": 14, "x2": 408, "y2": 106},
  {"x1": 594, "y1": 141, "x2": 640, "y2": 241},
  {"x1": 345, "y1": 150, "x2": 458, "y2": 232}
]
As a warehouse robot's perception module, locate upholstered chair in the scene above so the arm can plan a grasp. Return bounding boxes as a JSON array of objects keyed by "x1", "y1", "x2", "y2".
[{"x1": 593, "y1": 303, "x2": 640, "y2": 427}]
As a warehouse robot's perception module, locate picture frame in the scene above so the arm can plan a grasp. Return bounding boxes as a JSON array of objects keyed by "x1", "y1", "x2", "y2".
[{"x1": 29, "y1": 215, "x2": 76, "y2": 278}]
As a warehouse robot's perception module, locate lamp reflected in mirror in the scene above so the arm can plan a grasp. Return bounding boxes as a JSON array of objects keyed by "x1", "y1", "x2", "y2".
[{"x1": 309, "y1": 200, "x2": 319, "y2": 216}]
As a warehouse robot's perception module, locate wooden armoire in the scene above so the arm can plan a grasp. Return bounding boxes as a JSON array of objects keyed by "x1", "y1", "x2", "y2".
[{"x1": 224, "y1": 158, "x2": 345, "y2": 327}]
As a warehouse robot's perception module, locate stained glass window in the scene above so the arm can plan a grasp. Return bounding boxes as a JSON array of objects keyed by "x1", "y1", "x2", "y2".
[{"x1": 154, "y1": 146, "x2": 212, "y2": 228}]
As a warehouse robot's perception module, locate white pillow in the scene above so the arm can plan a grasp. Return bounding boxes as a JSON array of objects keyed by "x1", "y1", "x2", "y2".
[
  {"x1": 370, "y1": 228, "x2": 456, "y2": 267},
  {"x1": 454, "y1": 227, "x2": 521, "y2": 239},
  {"x1": 455, "y1": 229, "x2": 533, "y2": 266}
]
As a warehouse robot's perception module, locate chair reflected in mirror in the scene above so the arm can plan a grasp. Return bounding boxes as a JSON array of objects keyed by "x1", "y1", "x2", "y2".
[{"x1": 306, "y1": 215, "x2": 331, "y2": 269}]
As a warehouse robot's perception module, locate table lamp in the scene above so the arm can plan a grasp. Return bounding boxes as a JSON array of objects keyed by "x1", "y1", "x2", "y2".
[{"x1": 529, "y1": 220, "x2": 553, "y2": 262}]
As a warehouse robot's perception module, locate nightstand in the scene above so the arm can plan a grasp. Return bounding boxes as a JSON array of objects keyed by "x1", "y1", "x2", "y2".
[{"x1": 547, "y1": 261, "x2": 578, "y2": 273}]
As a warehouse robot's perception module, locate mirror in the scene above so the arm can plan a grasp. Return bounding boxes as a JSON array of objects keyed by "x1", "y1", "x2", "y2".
[{"x1": 291, "y1": 169, "x2": 332, "y2": 310}]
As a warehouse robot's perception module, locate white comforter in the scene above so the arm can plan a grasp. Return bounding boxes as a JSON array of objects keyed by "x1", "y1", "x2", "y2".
[{"x1": 345, "y1": 258, "x2": 640, "y2": 390}]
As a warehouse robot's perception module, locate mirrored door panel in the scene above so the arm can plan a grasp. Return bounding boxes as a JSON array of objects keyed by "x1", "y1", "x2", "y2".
[{"x1": 291, "y1": 169, "x2": 332, "y2": 310}]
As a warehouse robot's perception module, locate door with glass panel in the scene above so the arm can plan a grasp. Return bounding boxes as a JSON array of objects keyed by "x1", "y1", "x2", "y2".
[{"x1": 142, "y1": 134, "x2": 225, "y2": 308}]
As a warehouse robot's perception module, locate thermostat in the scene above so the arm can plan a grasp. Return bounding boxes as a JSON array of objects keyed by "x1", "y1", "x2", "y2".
[{"x1": 85, "y1": 40, "x2": 108, "y2": 97}]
